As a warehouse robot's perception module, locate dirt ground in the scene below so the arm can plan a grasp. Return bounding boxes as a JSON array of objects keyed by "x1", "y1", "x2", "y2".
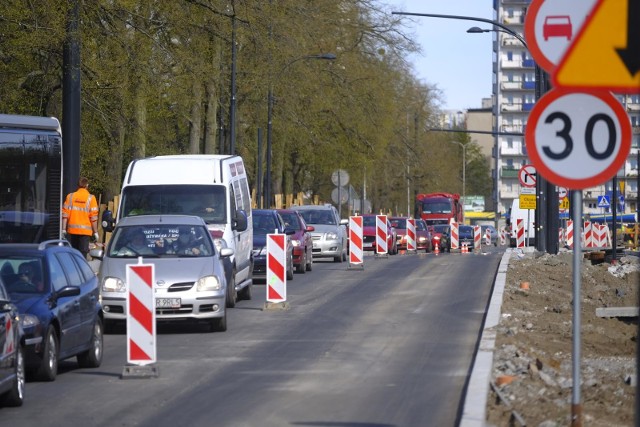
[{"x1": 486, "y1": 249, "x2": 640, "y2": 427}]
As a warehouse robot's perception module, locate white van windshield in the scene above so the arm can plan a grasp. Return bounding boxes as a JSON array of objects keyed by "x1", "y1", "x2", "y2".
[{"x1": 121, "y1": 185, "x2": 227, "y2": 224}]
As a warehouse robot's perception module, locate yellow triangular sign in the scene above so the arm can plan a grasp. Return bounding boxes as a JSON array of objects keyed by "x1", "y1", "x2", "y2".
[{"x1": 553, "y1": 0, "x2": 640, "y2": 93}]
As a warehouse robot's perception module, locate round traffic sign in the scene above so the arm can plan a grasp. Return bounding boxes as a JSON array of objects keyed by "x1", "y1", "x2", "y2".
[
  {"x1": 524, "y1": 0, "x2": 596, "y2": 72},
  {"x1": 518, "y1": 164, "x2": 537, "y2": 187},
  {"x1": 525, "y1": 88, "x2": 632, "y2": 190},
  {"x1": 331, "y1": 169, "x2": 349, "y2": 186}
]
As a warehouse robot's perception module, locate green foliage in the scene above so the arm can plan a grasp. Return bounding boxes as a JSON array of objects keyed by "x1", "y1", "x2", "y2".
[{"x1": 0, "y1": 0, "x2": 491, "y2": 212}]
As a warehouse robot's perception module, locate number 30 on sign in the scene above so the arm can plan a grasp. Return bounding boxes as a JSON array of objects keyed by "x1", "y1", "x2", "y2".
[{"x1": 525, "y1": 89, "x2": 631, "y2": 190}]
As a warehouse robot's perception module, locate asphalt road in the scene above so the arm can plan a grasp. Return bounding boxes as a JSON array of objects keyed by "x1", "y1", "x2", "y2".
[{"x1": 1, "y1": 247, "x2": 504, "y2": 427}]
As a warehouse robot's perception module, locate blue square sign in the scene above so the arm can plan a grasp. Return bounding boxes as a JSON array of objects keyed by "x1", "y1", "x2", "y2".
[{"x1": 597, "y1": 195, "x2": 610, "y2": 208}]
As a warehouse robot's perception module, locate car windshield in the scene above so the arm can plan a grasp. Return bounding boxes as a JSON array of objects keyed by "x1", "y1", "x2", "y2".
[
  {"x1": 278, "y1": 212, "x2": 301, "y2": 230},
  {"x1": 108, "y1": 224, "x2": 214, "y2": 258},
  {"x1": 362, "y1": 216, "x2": 376, "y2": 227},
  {"x1": 433, "y1": 225, "x2": 449, "y2": 234},
  {"x1": 422, "y1": 201, "x2": 452, "y2": 214},
  {"x1": 298, "y1": 209, "x2": 335, "y2": 225},
  {"x1": 416, "y1": 220, "x2": 427, "y2": 231},
  {"x1": 253, "y1": 215, "x2": 278, "y2": 235},
  {"x1": 460, "y1": 226, "x2": 474, "y2": 234},
  {"x1": 390, "y1": 218, "x2": 406, "y2": 229},
  {"x1": 0, "y1": 256, "x2": 48, "y2": 294}
]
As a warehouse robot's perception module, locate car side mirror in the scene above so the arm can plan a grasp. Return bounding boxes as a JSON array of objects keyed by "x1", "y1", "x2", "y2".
[
  {"x1": 101, "y1": 210, "x2": 115, "y2": 232},
  {"x1": 233, "y1": 210, "x2": 248, "y2": 232}
]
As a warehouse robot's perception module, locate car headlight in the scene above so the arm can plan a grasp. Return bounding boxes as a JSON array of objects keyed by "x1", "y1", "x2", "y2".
[
  {"x1": 20, "y1": 313, "x2": 40, "y2": 329},
  {"x1": 291, "y1": 239, "x2": 301, "y2": 247},
  {"x1": 418, "y1": 237, "x2": 426, "y2": 242},
  {"x1": 326, "y1": 232, "x2": 338, "y2": 240},
  {"x1": 102, "y1": 276, "x2": 126, "y2": 293},
  {"x1": 197, "y1": 275, "x2": 222, "y2": 292},
  {"x1": 434, "y1": 236, "x2": 441, "y2": 241}
]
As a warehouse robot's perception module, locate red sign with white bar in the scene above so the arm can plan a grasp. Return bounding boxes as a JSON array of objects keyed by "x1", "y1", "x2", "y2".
[
  {"x1": 266, "y1": 233, "x2": 287, "y2": 303},
  {"x1": 126, "y1": 263, "x2": 156, "y2": 365}
]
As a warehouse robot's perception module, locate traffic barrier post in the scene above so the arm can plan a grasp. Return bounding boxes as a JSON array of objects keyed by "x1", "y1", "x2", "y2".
[
  {"x1": 450, "y1": 222, "x2": 459, "y2": 250},
  {"x1": 406, "y1": 218, "x2": 417, "y2": 252},
  {"x1": 375, "y1": 214, "x2": 388, "y2": 257},
  {"x1": 473, "y1": 225, "x2": 481, "y2": 252},
  {"x1": 349, "y1": 216, "x2": 364, "y2": 269},
  {"x1": 516, "y1": 219, "x2": 525, "y2": 248},
  {"x1": 266, "y1": 233, "x2": 287, "y2": 304}
]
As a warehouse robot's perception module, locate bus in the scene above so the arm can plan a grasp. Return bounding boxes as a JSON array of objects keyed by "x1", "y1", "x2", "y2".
[{"x1": 0, "y1": 114, "x2": 63, "y2": 243}]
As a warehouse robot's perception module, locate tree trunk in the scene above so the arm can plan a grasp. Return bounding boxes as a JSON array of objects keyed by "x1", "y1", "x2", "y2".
[
  {"x1": 132, "y1": 89, "x2": 146, "y2": 160},
  {"x1": 189, "y1": 80, "x2": 203, "y2": 154},
  {"x1": 204, "y1": 79, "x2": 218, "y2": 154}
]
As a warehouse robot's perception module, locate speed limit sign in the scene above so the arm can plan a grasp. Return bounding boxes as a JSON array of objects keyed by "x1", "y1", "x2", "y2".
[{"x1": 525, "y1": 88, "x2": 631, "y2": 189}]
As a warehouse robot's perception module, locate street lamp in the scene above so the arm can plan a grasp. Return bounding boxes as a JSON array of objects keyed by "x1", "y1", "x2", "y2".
[
  {"x1": 264, "y1": 53, "x2": 336, "y2": 208},
  {"x1": 450, "y1": 141, "x2": 466, "y2": 218},
  {"x1": 466, "y1": 26, "x2": 528, "y2": 49}
]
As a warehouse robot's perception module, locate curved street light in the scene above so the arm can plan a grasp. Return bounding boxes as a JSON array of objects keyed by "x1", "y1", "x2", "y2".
[{"x1": 263, "y1": 53, "x2": 336, "y2": 208}]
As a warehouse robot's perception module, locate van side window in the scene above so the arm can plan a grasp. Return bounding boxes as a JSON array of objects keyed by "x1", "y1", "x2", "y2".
[
  {"x1": 229, "y1": 184, "x2": 238, "y2": 213},
  {"x1": 239, "y1": 177, "x2": 251, "y2": 212}
]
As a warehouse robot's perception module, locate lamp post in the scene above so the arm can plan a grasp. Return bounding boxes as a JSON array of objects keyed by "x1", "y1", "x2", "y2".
[
  {"x1": 450, "y1": 141, "x2": 466, "y2": 218},
  {"x1": 264, "y1": 53, "x2": 336, "y2": 208}
]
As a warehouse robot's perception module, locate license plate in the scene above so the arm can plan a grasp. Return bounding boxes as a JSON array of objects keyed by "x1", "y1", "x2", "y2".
[
  {"x1": 364, "y1": 242, "x2": 373, "y2": 248},
  {"x1": 156, "y1": 298, "x2": 181, "y2": 308}
]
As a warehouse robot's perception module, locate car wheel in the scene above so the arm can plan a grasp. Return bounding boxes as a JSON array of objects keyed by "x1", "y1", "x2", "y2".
[
  {"x1": 36, "y1": 326, "x2": 58, "y2": 381},
  {"x1": 296, "y1": 252, "x2": 306, "y2": 274},
  {"x1": 2, "y1": 346, "x2": 25, "y2": 406},
  {"x1": 226, "y1": 271, "x2": 237, "y2": 308},
  {"x1": 239, "y1": 282, "x2": 252, "y2": 300},
  {"x1": 209, "y1": 311, "x2": 227, "y2": 333},
  {"x1": 77, "y1": 317, "x2": 104, "y2": 368},
  {"x1": 306, "y1": 249, "x2": 313, "y2": 271},
  {"x1": 287, "y1": 255, "x2": 294, "y2": 280}
]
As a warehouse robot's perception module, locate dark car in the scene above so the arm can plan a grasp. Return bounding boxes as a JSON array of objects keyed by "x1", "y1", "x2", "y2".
[
  {"x1": 0, "y1": 240, "x2": 103, "y2": 381},
  {"x1": 430, "y1": 224, "x2": 451, "y2": 252},
  {"x1": 277, "y1": 209, "x2": 314, "y2": 274},
  {"x1": 361, "y1": 214, "x2": 398, "y2": 255},
  {"x1": 252, "y1": 210, "x2": 295, "y2": 281},
  {"x1": 458, "y1": 225, "x2": 475, "y2": 247},
  {"x1": 0, "y1": 276, "x2": 24, "y2": 406}
]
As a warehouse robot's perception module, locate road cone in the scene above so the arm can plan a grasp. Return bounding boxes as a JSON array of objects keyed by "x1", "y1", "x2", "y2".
[
  {"x1": 461, "y1": 242, "x2": 468, "y2": 254},
  {"x1": 434, "y1": 242, "x2": 440, "y2": 255}
]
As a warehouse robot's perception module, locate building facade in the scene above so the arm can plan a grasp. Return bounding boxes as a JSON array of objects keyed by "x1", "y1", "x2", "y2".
[{"x1": 493, "y1": 0, "x2": 639, "y2": 221}]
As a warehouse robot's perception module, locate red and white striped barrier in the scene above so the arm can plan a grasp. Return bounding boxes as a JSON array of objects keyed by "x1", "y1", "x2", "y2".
[
  {"x1": 2, "y1": 312, "x2": 14, "y2": 355},
  {"x1": 266, "y1": 233, "x2": 287, "y2": 303},
  {"x1": 484, "y1": 228, "x2": 491, "y2": 246},
  {"x1": 566, "y1": 220, "x2": 574, "y2": 249},
  {"x1": 558, "y1": 227, "x2": 564, "y2": 247},
  {"x1": 406, "y1": 218, "x2": 417, "y2": 251},
  {"x1": 593, "y1": 224, "x2": 608, "y2": 248},
  {"x1": 450, "y1": 222, "x2": 459, "y2": 250},
  {"x1": 604, "y1": 224, "x2": 612, "y2": 248},
  {"x1": 583, "y1": 221, "x2": 593, "y2": 247},
  {"x1": 516, "y1": 219, "x2": 525, "y2": 248},
  {"x1": 126, "y1": 262, "x2": 156, "y2": 365},
  {"x1": 349, "y1": 216, "x2": 364, "y2": 266},
  {"x1": 473, "y1": 225, "x2": 481, "y2": 251},
  {"x1": 376, "y1": 214, "x2": 388, "y2": 255},
  {"x1": 499, "y1": 227, "x2": 507, "y2": 246}
]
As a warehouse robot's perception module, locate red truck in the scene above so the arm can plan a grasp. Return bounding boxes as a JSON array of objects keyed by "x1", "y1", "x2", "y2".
[{"x1": 415, "y1": 192, "x2": 463, "y2": 225}]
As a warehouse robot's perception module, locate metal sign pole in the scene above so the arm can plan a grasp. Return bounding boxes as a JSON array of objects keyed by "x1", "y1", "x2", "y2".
[{"x1": 571, "y1": 190, "x2": 583, "y2": 426}]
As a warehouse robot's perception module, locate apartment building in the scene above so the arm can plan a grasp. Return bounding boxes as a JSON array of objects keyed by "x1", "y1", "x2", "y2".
[{"x1": 493, "y1": 0, "x2": 640, "y2": 220}]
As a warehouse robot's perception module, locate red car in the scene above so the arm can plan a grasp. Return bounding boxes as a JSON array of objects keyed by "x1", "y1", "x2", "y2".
[
  {"x1": 361, "y1": 214, "x2": 397, "y2": 255},
  {"x1": 415, "y1": 219, "x2": 433, "y2": 252},
  {"x1": 390, "y1": 217, "x2": 433, "y2": 253},
  {"x1": 429, "y1": 224, "x2": 451, "y2": 253},
  {"x1": 277, "y1": 209, "x2": 314, "y2": 273}
]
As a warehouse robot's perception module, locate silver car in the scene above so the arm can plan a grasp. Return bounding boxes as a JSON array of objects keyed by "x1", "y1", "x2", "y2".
[
  {"x1": 290, "y1": 204, "x2": 348, "y2": 262},
  {"x1": 92, "y1": 215, "x2": 233, "y2": 332}
]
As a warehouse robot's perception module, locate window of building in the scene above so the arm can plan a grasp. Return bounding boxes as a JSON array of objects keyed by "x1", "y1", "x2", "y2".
[
  {"x1": 506, "y1": 159, "x2": 514, "y2": 168},
  {"x1": 507, "y1": 51, "x2": 513, "y2": 61},
  {"x1": 630, "y1": 95, "x2": 639, "y2": 104},
  {"x1": 507, "y1": 138, "x2": 513, "y2": 149}
]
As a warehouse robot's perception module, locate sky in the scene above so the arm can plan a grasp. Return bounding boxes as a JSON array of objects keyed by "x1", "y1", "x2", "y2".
[{"x1": 385, "y1": 0, "x2": 495, "y2": 112}]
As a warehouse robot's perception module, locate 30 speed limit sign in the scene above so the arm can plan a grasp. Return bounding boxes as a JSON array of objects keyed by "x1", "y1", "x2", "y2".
[{"x1": 525, "y1": 88, "x2": 631, "y2": 189}]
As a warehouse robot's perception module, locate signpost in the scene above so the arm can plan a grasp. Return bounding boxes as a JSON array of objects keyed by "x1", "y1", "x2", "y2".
[{"x1": 525, "y1": 0, "x2": 635, "y2": 424}]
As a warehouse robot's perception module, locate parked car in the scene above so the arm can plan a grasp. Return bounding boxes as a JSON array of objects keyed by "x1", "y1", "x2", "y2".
[
  {"x1": 0, "y1": 240, "x2": 103, "y2": 381},
  {"x1": 0, "y1": 276, "x2": 24, "y2": 406},
  {"x1": 291, "y1": 205, "x2": 348, "y2": 262},
  {"x1": 361, "y1": 214, "x2": 398, "y2": 255},
  {"x1": 277, "y1": 209, "x2": 314, "y2": 273},
  {"x1": 93, "y1": 215, "x2": 232, "y2": 333},
  {"x1": 481, "y1": 224, "x2": 499, "y2": 246},
  {"x1": 430, "y1": 224, "x2": 451, "y2": 252},
  {"x1": 415, "y1": 219, "x2": 433, "y2": 252},
  {"x1": 252, "y1": 209, "x2": 294, "y2": 281}
]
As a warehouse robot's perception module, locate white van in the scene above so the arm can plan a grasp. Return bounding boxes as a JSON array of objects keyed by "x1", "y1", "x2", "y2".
[
  {"x1": 107, "y1": 155, "x2": 253, "y2": 305},
  {"x1": 508, "y1": 198, "x2": 535, "y2": 247}
]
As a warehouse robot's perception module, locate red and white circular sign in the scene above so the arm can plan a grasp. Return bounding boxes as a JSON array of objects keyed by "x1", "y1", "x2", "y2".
[
  {"x1": 525, "y1": 88, "x2": 632, "y2": 190},
  {"x1": 518, "y1": 164, "x2": 537, "y2": 187},
  {"x1": 524, "y1": 0, "x2": 597, "y2": 72}
]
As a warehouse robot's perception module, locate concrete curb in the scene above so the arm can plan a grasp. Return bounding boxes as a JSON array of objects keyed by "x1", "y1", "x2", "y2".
[{"x1": 459, "y1": 249, "x2": 513, "y2": 427}]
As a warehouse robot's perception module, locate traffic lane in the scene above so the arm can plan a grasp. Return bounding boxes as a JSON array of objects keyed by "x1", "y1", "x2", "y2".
[
  {"x1": 140, "y1": 250, "x2": 503, "y2": 426},
  {"x1": 0, "y1": 250, "x2": 502, "y2": 426}
]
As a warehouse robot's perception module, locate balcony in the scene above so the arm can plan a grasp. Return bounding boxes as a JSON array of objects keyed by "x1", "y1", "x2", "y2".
[
  {"x1": 501, "y1": 168, "x2": 519, "y2": 178},
  {"x1": 500, "y1": 81, "x2": 522, "y2": 90},
  {"x1": 502, "y1": 16, "x2": 525, "y2": 25},
  {"x1": 500, "y1": 124, "x2": 525, "y2": 134},
  {"x1": 502, "y1": 103, "x2": 523, "y2": 112}
]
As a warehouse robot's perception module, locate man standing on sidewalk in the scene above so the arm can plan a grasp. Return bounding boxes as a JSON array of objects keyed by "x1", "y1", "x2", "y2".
[{"x1": 61, "y1": 177, "x2": 99, "y2": 258}]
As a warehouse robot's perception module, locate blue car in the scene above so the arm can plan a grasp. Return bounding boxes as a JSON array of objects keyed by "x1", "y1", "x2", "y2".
[
  {"x1": 252, "y1": 210, "x2": 294, "y2": 281},
  {"x1": 0, "y1": 240, "x2": 103, "y2": 381}
]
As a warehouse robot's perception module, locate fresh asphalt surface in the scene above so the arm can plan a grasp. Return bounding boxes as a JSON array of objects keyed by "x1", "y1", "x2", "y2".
[{"x1": 1, "y1": 246, "x2": 505, "y2": 427}]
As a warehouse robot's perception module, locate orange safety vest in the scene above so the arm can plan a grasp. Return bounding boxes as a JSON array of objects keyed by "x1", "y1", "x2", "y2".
[{"x1": 62, "y1": 188, "x2": 98, "y2": 236}]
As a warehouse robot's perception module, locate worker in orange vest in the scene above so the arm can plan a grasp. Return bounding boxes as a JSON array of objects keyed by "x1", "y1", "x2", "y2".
[{"x1": 61, "y1": 177, "x2": 99, "y2": 258}]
